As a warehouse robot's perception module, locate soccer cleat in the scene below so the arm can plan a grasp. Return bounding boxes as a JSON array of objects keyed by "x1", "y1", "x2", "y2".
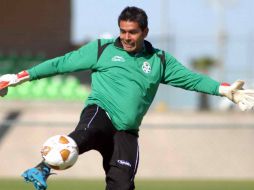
[{"x1": 21, "y1": 162, "x2": 51, "y2": 190}]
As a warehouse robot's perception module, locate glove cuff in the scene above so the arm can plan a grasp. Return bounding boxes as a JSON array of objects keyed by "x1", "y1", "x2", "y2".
[
  {"x1": 218, "y1": 82, "x2": 230, "y2": 96},
  {"x1": 17, "y1": 70, "x2": 30, "y2": 82}
]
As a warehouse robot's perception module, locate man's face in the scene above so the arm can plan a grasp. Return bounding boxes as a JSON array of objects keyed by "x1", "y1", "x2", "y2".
[{"x1": 119, "y1": 20, "x2": 148, "y2": 53}]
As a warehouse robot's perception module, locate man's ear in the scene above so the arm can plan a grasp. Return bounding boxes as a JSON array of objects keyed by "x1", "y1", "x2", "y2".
[{"x1": 143, "y1": 27, "x2": 149, "y2": 38}]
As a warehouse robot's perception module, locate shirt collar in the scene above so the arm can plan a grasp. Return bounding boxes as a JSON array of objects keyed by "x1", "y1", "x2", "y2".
[{"x1": 114, "y1": 37, "x2": 155, "y2": 55}]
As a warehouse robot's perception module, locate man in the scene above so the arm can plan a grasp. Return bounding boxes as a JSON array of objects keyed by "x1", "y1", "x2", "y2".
[{"x1": 0, "y1": 6, "x2": 254, "y2": 190}]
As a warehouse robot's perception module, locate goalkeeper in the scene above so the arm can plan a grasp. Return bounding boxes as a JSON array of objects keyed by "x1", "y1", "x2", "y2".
[{"x1": 1, "y1": 6, "x2": 254, "y2": 190}]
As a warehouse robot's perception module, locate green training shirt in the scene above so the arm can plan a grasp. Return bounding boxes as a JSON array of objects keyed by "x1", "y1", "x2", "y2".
[{"x1": 28, "y1": 38, "x2": 220, "y2": 132}]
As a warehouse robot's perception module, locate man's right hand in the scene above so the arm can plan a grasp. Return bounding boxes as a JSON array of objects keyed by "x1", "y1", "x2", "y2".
[{"x1": 0, "y1": 70, "x2": 30, "y2": 97}]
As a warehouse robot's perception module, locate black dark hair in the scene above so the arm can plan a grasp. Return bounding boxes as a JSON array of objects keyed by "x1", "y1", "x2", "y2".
[{"x1": 118, "y1": 6, "x2": 148, "y2": 31}]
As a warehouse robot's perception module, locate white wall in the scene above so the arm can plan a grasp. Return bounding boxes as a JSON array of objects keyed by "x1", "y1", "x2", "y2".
[{"x1": 0, "y1": 101, "x2": 254, "y2": 179}]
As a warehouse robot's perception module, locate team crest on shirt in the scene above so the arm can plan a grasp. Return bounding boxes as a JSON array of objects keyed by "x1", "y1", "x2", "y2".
[{"x1": 142, "y1": 62, "x2": 151, "y2": 73}]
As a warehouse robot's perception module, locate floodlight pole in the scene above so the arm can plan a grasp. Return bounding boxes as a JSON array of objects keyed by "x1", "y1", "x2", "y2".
[
  {"x1": 217, "y1": 2, "x2": 227, "y2": 81},
  {"x1": 160, "y1": 0, "x2": 170, "y2": 50},
  {"x1": 208, "y1": 0, "x2": 237, "y2": 81}
]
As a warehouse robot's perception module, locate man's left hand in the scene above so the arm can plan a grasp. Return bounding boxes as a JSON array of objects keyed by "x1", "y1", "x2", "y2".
[{"x1": 219, "y1": 80, "x2": 254, "y2": 111}]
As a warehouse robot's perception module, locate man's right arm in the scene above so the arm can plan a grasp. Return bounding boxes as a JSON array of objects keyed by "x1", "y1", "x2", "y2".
[
  {"x1": 0, "y1": 40, "x2": 99, "y2": 97},
  {"x1": 28, "y1": 40, "x2": 99, "y2": 80}
]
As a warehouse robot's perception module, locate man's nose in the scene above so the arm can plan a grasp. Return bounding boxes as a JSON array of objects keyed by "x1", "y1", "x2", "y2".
[{"x1": 125, "y1": 33, "x2": 131, "y2": 40}]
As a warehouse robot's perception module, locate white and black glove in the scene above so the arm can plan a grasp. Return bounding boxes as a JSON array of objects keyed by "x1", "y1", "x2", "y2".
[
  {"x1": 0, "y1": 70, "x2": 30, "y2": 97},
  {"x1": 219, "y1": 80, "x2": 254, "y2": 111}
]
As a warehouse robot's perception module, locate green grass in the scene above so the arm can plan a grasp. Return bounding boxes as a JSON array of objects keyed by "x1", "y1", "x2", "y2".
[{"x1": 0, "y1": 178, "x2": 254, "y2": 190}]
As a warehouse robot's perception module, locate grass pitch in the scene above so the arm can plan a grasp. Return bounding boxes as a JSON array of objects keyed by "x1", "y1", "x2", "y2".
[{"x1": 0, "y1": 179, "x2": 254, "y2": 190}]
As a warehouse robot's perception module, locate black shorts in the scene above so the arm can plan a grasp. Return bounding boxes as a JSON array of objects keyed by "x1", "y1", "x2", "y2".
[{"x1": 69, "y1": 105, "x2": 139, "y2": 190}]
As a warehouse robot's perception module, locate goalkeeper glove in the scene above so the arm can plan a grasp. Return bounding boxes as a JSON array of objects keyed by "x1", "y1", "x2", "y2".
[
  {"x1": 219, "y1": 80, "x2": 254, "y2": 111},
  {"x1": 0, "y1": 70, "x2": 30, "y2": 97}
]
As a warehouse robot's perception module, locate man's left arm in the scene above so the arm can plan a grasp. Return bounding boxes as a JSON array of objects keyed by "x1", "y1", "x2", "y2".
[
  {"x1": 162, "y1": 53, "x2": 220, "y2": 95},
  {"x1": 162, "y1": 53, "x2": 254, "y2": 111}
]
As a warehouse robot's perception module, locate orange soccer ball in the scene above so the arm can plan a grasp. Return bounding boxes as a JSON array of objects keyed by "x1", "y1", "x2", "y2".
[{"x1": 41, "y1": 135, "x2": 79, "y2": 170}]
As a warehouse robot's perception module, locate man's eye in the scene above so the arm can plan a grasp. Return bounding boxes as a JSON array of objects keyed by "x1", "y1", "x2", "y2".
[{"x1": 130, "y1": 31, "x2": 138, "y2": 34}]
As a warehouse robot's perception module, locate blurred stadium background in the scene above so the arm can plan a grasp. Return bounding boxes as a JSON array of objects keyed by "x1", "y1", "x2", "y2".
[{"x1": 0, "y1": 0, "x2": 254, "y2": 189}]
